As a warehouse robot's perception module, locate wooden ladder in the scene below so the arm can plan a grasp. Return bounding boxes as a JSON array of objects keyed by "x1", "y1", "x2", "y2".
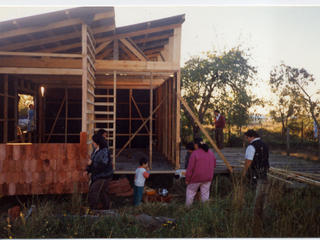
[{"x1": 93, "y1": 73, "x2": 116, "y2": 167}]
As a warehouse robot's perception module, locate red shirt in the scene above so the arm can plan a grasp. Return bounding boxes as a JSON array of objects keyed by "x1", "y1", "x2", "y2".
[
  {"x1": 185, "y1": 148, "x2": 217, "y2": 183},
  {"x1": 214, "y1": 114, "x2": 225, "y2": 128}
]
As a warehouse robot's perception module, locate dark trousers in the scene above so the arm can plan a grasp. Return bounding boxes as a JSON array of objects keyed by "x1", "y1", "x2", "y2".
[
  {"x1": 133, "y1": 185, "x2": 144, "y2": 206},
  {"x1": 215, "y1": 127, "x2": 224, "y2": 149},
  {"x1": 89, "y1": 177, "x2": 113, "y2": 210}
]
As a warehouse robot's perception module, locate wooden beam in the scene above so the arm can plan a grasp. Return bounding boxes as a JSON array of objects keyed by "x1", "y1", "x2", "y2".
[
  {"x1": 0, "y1": 51, "x2": 82, "y2": 58},
  {"x1": 0, "y1": 67, "x2": 82, "y2": 75},
  {"x1": 93, "y1": 11, "x2": 115, "y2": 21},
  {"x1": 0, "y1": 56, "x2": 81, "y2": 68},
  {"x1": 92, "y1": 25, "x2": 116, "y2": 35},
  {"x1": 175, "y1": 72, "x2": 181, "y2": 169},
  {"x1": 96, "y1": 41, "x2": 112, "y2": 54},
  {"x1": 120, "y1": 45, "x2": 139, "y2": 61},
  {"x1": 95, "y1": 60, "x2": 180, "y2": 72},
  {"x1": 0, "y1": 31, "x2": 82, "y2": 52},
  {"x1": 113, "y1": 40, "x2": 119, "y2": 60},
  {"x1": 82, "y1": 24, "x2": 88, "y2": 133},
  {"x1": 38, "y1": 42, "x2": 82, "y2": 53},
  {"x1": 96, "y1": 23, "x2": 182, "y2": 43},
  {"x1": 0, "y1": 18, "x2": 84, "y2": 40},
  {"x1": 119, "y1": 38, "x2": 147, "y2": 61},
  {"x1": 149, "y1": 72, "x2": 153, "y2": 170},
  {"x1": 4, "y1": 75, "x2": 8, "y2": 143},
  {"x1": 125, "y1": 38, "x2": 149, "y2": 61},
  {"x1": 178, "y1": 94, "x2": 234, "y2": 173}
]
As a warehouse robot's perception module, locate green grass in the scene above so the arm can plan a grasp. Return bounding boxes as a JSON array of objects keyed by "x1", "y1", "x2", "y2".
[{"x1": 1, "y1": 174, "x2": 320, "y2": 238}]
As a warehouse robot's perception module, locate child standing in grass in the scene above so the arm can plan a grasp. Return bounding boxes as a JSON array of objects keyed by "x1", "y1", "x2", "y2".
[{"x1": 133, "y1": 157, "x2": 150, "y2": 206}]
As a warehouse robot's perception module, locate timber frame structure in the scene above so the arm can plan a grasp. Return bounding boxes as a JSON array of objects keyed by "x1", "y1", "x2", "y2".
[{"x1": 0, "y1": 7, "x2": 184, "y2": 195}]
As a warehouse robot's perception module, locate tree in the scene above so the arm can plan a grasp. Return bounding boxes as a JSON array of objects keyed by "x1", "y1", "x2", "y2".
[
  {"x1": 270, "y1": 63, "x2": 320, "y2": 157},
  {"x1": 181, "y1": 47, "x2": 257, "y2": 138},
  {"x1": 268, "y1": 80, "x2": 302, "y2": 142}
]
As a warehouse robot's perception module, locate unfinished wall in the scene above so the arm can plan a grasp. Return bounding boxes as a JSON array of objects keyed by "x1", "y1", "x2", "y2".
[{"x1": 0, "y1": 142, "x2": 89, "y2": 196}]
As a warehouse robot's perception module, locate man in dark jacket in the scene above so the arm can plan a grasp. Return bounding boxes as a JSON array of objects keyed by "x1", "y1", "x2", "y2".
[
  {"x1": 214, "y1": 110, "x2": 225, "y2": 149},
  {"x1": 242, "y1": 129, "x2": 270, "y2": 189}
]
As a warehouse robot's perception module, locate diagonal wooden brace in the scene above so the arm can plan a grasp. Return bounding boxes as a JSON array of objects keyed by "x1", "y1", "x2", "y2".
[{"x1": 178, "y1": 94, "x2": 233, "y2": 173}]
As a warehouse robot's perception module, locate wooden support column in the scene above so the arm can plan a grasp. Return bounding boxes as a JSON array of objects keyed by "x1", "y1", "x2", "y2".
[
  {"x1": 113, "y1": 40, "x2": 119, "y2": 60},
  {"x1": 172, "y1": 76, "x2": 176, "y2": 166},
  {"x1": 168, "y1": 78, "x2": 172, "y2": 162},
  {"x1": 149, "y1": 72, "x2": 153, "y2": 170},
  {"x1": 175, "y1": 72, "x2": 181, "y2": 169},
  {"x1": 129, "y1": 89, "x2": 132, "y2": 148},
  {"x1": 65, "y1": 88, "x2": 68, "y2": 143},
  {"x1": 14, "y1": 78, "x2": 18, "y2": 142},
  {"x1": 38, "y1": 86, "x2": 44, "y2": 143},
  {"x1": 82, "y1": 24, "x2": 88, "y2": 134},
  {"x1": 4, "y1": 75, "x2": 8, "y2": 143}
]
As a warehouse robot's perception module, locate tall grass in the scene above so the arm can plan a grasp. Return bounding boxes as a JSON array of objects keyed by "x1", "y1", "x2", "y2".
[{"x1": 1, "y1": 174, "x2": 320, "y2": 238}]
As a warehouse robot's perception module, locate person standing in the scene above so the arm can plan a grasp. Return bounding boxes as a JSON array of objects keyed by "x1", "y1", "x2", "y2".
[
  {"x1": 133, "y1": 157, "x2": 150, "y2": 206},
  {"x1": 184, "y1": 142, "x2": 195, "y2": 169},
  {"x1": 214, "y1": 110, "x2": 225, "y2": 149},
  {"x1": 185, "y1": 137, "x2": 217, "y2": 206},
  {"x1": 242, "y1": 129, "x2": 270, "y2": 189},
  {"x1": 27, "y1": 104, "x2": 35, "y2": 132},
  {"x1": 83, "y1": 134, "x2": 114, "y2": 210}
]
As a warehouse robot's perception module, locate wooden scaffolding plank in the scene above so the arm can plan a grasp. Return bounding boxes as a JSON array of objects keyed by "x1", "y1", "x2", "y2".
[{"x1": 178, "y1": 95, "x2": 233, "y2": 173}]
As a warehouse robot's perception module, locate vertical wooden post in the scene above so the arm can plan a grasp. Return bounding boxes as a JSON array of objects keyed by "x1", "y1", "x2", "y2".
[
  {"x1": 168, "y1": 78, "x2": 172, "y2": 162},
  {"x1": 14, "y1": 78, "x2": 18, "y2": 142},
  {"x1": 149, "y1": 72, "x2": 153, "y2": 170},
  {"x1": 82, "y1": 24, "x2": 88, "y2": 135},
  {"x1": 113, "y1": 70, "x2": 116, "y2": 167},
  {"x1": 175, "y1": 71, "x2": 181, "y2": 169},
  {"x1": 286, "y1": 127, "x2": 290, "y2": 156},
  {"x1": 129, "y1": 89, "x2": 132, "y2": 149},
  {"x1": 4, "y1": 75, "x2": 8, "y2": 143},
  {"x1": 65, "y1": 88, "x2": 68, "y2": 143},
  {"x1": 113, "y1": 40, "x2": 119, "y2": 60}
]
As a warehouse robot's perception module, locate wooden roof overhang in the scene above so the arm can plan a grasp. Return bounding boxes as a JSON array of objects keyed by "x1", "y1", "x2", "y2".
[{"x1": 0, "y1": 7, "x2": 185, "y2": 90}]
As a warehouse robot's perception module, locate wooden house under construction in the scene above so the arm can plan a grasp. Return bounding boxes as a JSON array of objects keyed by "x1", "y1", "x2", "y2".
[{"x1": 0, "y1": 7, "x2": 185, "y2": 196}]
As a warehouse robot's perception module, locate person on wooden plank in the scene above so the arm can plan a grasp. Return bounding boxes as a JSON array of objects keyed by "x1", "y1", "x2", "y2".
[
  {"x1": 27, "y1": 104, "x2": 35, "y2": 132},
  {"x1": 83, "y1": 134, "x2": 114, "y2": 210},
  {"x1": 133, "y1": 157, "x2": 150, "y2": 206},
  {"x1": 214, "y1": 110, "x2": 226, "y2": 149},
  {"x1": 185, "y1": 137, "x2": 217, "y2": 206},
  {"x1": 242, "y1": 129, "x2": 270, "y2": 189}
]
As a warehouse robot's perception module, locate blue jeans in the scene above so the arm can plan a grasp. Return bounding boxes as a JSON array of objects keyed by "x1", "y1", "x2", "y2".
[{"x1": 133, "y1": 185, "x2": 144, "y2": 206}]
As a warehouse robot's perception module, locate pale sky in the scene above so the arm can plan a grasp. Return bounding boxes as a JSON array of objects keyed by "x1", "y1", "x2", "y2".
[{"x1": 1, "y1": 1, "x2": 320, "y2": 114}]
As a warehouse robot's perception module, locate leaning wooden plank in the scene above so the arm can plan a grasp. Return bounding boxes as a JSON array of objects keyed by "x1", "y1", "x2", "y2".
[
  {"x1": 178, "y1": 95, "x2": 233, "y2": 173},
  {"x1": 267, "y1": 173, "x2": 294, "y2": 185}
]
